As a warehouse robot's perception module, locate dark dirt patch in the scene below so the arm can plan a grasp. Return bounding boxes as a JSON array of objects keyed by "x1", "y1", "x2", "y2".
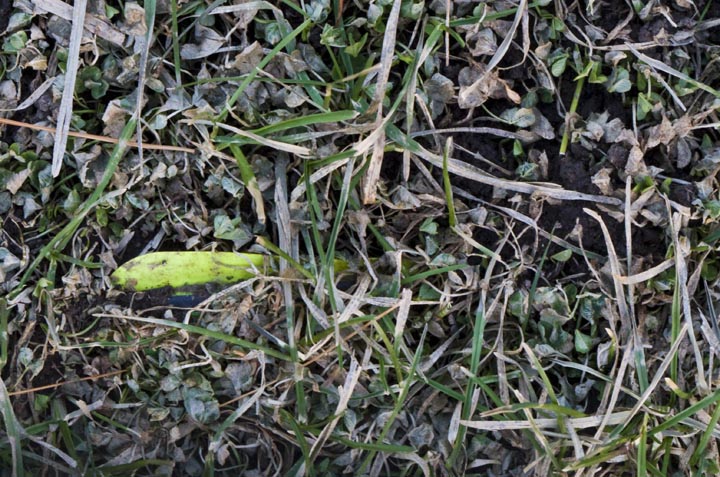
[
  {"x1": 549, "y1": 151, "x2": 597, "y2": 194},
  {"x1": 572, "y1": 83, "x2": 631, "y2": 127},
  {"x1": 26, "y1": 351, "x2": 65, "y2": 389},
  {"x1": 62, "y1": 287, "x2": 184, "y2": 331},
  {"x1": 0, "y1": 0, "x2": 10, "y2": 33},
  {"x1": 438, "y1": 133, "x2": 670, "y2": 283},
  {"x1": 668, "y1": 181, "x2": 697, "y2": 207},
  {"x1": 106, "y1": 287, "x2": 176, "y2": 312},
  {"x1": 1, "y1": 210, "x2": 25, "y2": 257},
  {"x1": 61, "y1": 292, "x2": 103, "y2": 332}
]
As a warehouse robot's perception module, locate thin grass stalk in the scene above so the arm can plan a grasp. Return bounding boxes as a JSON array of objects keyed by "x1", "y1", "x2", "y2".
[
  {"x1": 116, "y1": 316, "x2": 290, "y2": 360},
  {"x1": 637, "y1": 413, "x2": 648, "y2": 477},
  {"x1": 228, "y1": 145, "x2": 266, "y2": 224},
  {"x1": 689, "y1": 397, "x2": 720, "y2": 467},
  {"x1": 358, "y1": 326, "x2": 428, "y2": 474},
  {"x1": 0, "y1": 377, "x2": 24, "y2": 476},
  {"x1": 324, "y1": 156, "x2": 356, "y2": 367},
  {"x1": 670, "y1": 274, "x2": 681, "y2": 392},
  {"x1": 0, "y1": 299, "x2": 7, "y2": 371},
  {"x1": 559, "y1": 75, "x2": 585, "y2": 155},
  {"x1": 370, "y1": 319, "x2": 404, "y2": 386},
  {"x1": 447, "y1": 301, "x2": 487, "y2": 468},
  {"x1": 443, "y1": 136, "x2": 457, "y2": 227},
  {"x1": 169, "y1": 0, "x2": 182, "y2": 87},
  {"x1": 255, "y1": 237, "x2": 314, "y2": 281},
  {"x1": 274, "y1": 156, "x2": 307, "y2": 426}
]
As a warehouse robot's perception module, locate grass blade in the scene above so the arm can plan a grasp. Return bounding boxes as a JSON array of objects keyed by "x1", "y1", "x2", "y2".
[{"x1": 0, "y1": 377, "x2": 24, "y2": 476}]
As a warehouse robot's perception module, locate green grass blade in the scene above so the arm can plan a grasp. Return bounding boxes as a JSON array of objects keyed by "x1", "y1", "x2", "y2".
[
  {"x1": 0, "y1": 299, "x2": 7, "y2": 372},
  {"x1": 333, "y1": 435, "x2": 414, "y2": 453},
  {"x1": 358, "y1": 326, "x2": 427, "y2": 473},
  {"x1": 0, "y1": 378, "x2": 24, "y2": 477},
  {"x1": 279, "y1": 409, "x2": 315, "y2": 477},
  {"x1": 255, "y1": 237, "x2": 315, "y2": 281},
  {"x1": 229, "y1": 144, "x2": 266, "y2": 225},
  {"x1": 448, "y1": 301, "x2": 487, "y2": 467},
  {"x1": 401, "y1": 264, "x2": 468, "y2": 285},
  {"x1": 649, "y1": 389, "x2": 720, "y2": 436},
  {"x1": 251, "y1": 110, "x2": 357, "y2": 136},
  {"x1": 689, "y1": 395, "x2": 720, "y2": 467},
  {"x1": 638, "y1": 413, "x2": 648, "y2": 477}
]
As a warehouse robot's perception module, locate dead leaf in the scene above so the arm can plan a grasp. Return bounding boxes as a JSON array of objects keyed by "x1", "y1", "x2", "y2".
[
  {"x1": 673, "y1": 115, "x2": 693, "y2": 138},
  {"x1": 426, "y1": 73, "x2": 455, "y2": 103},
  {"x1": 122, "y1": 2, "x2": 147, "y2": 37},
  {"x1": 591, "y1": 168, "x2": 613, "y2": 195},
  {"x1": 5, "y1": 169, "x2": 30, "y2": 194},
  {"x1": 675, "y1": 137, "x2": 692, "y2": 169},
  {"x1": 181, "y1": 25, "x2": 225, "y2": 60},
  {"x1": 458, "y1": 65, "x2": 519, "y2": 109},
  {"x1": 531, "y1": 109, "x2": 555, "y2": 139},
  {"x1": 645, "y1": 115, "x2": 676, "y2": 149},
  {"x1": 467, "y1": 28, "x2": 497, "y2": 57},
  {"x1": 230, "y1": 42, "x2": 263, "y2": 74},
  {"x1": 625, "y1": 145, "x2": 648, "y2": 177},
  {"x1": 102, "y1": 99, "x2": 131, "y2": 137}
]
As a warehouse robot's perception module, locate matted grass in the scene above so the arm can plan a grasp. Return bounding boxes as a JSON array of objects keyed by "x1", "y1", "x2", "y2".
[{"x1": 1, "y1": 0, "x2": 720, "y2": 475}]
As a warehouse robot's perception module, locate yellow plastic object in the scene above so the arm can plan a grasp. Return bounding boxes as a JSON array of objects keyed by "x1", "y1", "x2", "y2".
[{"x1": 111, "y1": 252, "x2": 267, "y2": 292}]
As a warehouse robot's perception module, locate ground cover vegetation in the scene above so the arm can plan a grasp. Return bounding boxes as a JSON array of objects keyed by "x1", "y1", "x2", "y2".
[{"x1": 1, "y1": 0, "x2": 720, "y2": 474}]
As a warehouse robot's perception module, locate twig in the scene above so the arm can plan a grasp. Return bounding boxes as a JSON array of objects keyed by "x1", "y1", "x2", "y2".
[
  {"x1": 7, "y1": 369, "x2": 125, "y2": 396},
  {"x1": 0, "y1": 117, "x2": 194, "y2": 153}
]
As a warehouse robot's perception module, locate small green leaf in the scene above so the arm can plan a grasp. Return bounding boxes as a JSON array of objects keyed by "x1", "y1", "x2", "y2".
[
  {"x1": 304, "y1": 0, "x2": 330, "y2": 22},
  {"x1": 575, "y1": 330, "x2": 592, "y2": 354},
  {"x1": 105, "y1": 4, "x2": 120, "y2": 18},
  {"x1": 263, "y1": 22, "x2": 284, "y2": 45},
  {"x1": 575, "y1": 60, "x2": 594, "y2": 80},
  {"x1": 400, "y1": 0, "x2": 423, "y2": 19},
  {"x1": 3, "y1": 31, "x2": 27, "y2": 53},
  {"x1": 213, "y1": 214, "x2": 252, "y2": 247},
  {"x1": 513, "y1": 139, "x2": 525, "y2": 157},
  {"x1": 33, "y1": 394, "x2": 51, "y2": 413},
  {"x1": 607, "y1": 68, "x2": 632, "y2": 93},
  {"x1": 701, "y1": 261, "x2": 719, "y2": 281},
  {"x1": 126, "y1": 192, "x2": 149, "y2": 210},
  {"x1": 63, "y1": 188, "x2": 82, "y2": 214},
  {"x1": 550, "y1": 55, "x2": 568, "y2": 77},
  {"x1": 509, "y1": 289, "x2": 528, "y2": 320},
  {"x1": 704, "y1": 200, "x2": 720, "y2": 219},
  {"x1": 551, "y1": 249, "x2": 572, "y2": 262},
  {"x1": 182, "y1": 384, "x2": 220, "y2": 424},
  {"x1": 588, "y1": 61, "x2": 607, "y2": 84},
  {"x1": 320, "y1": 24, "x2": 347, "y2": 48},
  {"x1": 516, "y1": 162, "x2": 538, "y2": 180},
  {"x1": 419, "y1": 218, "x2": 438, "y2": 235},
  {"x1": 418, "y1": 283, "x2": 441, "y2": 300},
  {"x1": 345, "y1": 33, "x2": 368, "y2": 57},
  {"x1": 501, "y1": 108, "x2": 536, "y2": 128},
  {"x1": 551, "y1": 16, "x2": 565, "y2": 33}
]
